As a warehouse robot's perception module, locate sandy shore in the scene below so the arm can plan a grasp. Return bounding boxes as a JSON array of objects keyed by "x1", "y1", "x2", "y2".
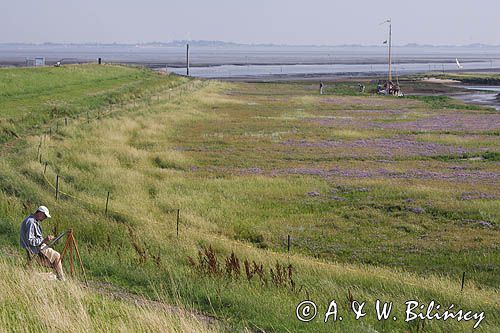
[{"x1": 420, "y1": 77, "x2": 461, "y2": 84}]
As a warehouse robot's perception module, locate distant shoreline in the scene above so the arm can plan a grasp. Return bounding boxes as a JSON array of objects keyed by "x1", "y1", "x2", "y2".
[
  {"x1": 0, "y1": 58, "x2": 495, "y2": 68},
  {"x1": 2, "y1": 41, "x2": 500, "y2": 48},
  {"x1": 206, "y1": 68, "x2": 500, "y2": 82}
]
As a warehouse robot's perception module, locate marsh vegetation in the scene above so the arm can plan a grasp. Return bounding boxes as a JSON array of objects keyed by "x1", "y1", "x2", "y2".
[{"x1": 0, "y1": 65, "x2": 498, "y2": 332}]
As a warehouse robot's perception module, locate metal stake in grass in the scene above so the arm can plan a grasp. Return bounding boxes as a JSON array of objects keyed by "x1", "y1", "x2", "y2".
[
  {"x1": 461, "y1": 271, "x2": 466, "y2": 291},
  {"x1": 55, "y1": 175, "x2": 60, "y2": 200},
  {"x1": 105, "y1": 191, "x2": 110, "y2": 215},
  {"x1": 287, "y1": 235, "x2": 291, "y2": 252},
  {"x1": 176, "y1": 209, "x2": 180, "y2": 238}
]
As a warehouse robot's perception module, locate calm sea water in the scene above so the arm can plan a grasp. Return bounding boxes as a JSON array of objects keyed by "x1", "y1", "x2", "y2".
[{"x1": 167, "y1": 61, "x2": 500, "y2": 78}]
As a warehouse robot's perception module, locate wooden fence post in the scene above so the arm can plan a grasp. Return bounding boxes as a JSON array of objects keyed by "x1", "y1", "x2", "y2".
[
  {"x1": 176, "y1": 209, "x2": 180, "y2": 238},
  {"x1": 55, "y1": 175, "x2": 59, "y2": 200},
  {"x1": 105, "y1": 191, "x2": 110, "y2": 215}
]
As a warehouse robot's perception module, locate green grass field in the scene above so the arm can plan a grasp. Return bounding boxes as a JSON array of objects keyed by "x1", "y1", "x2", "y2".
[{"x1": 0, "y1": 65, "x2": 498, "y2": 332}]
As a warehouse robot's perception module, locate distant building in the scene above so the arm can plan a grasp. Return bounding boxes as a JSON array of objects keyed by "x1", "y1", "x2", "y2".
[{"x1": 26, "y1": 57, "x2": 45, "y2": 67}]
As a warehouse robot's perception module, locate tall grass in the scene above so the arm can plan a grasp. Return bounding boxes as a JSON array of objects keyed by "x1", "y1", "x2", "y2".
[{"x1": 0, "y1": 258, "x2": 221, "y2": 333}]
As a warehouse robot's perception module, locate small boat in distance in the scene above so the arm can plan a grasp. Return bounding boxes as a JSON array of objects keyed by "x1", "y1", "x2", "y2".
[{"x1": 456, "y1": 58, "x2": 464, "y2": 69}]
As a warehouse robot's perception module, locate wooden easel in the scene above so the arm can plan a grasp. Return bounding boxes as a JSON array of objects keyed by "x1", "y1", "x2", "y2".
[{"x1": 60, "y1": 229, "x2": 88, "y2": 286}]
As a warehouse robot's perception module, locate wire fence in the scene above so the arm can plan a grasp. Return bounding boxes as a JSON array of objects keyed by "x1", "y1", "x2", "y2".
[
  {"x1": 32, "y1": 78, "x2": 479, "y2": 292},
  {"x1": 35, "y1": 80, "x2": 208, "y2": 236}
]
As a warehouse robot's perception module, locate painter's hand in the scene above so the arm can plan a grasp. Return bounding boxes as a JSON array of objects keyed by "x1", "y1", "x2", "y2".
[{"x1": 44, "y1": 235, "x2": 55, "y2": 244}]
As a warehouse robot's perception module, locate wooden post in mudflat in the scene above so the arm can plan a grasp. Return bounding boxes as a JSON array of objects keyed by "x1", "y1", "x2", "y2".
[
  {"x1": 176, "y1": 209, "x2": 180, "y2": 238},
  {"x1": 87, "y1": 111, "x2": 90, "y2": 124},
  {"x1": 186, "y1": 43, "x2": 190, "y2": 76},
  {"x1": 65, "y1": 117, "x2": 68, "y2": 126},
  {"x1": 461, "y1": 272, "x2": 466, "y2": 291},
  {"x1": 105, "y1": 191, "x2": 110, "y2": 215},
  {"x1": 287, "y1": 235, "x2": 291, "y2": 252},
  {"x1": 49, "y1": 127, "x2": 52, "y2": 136},
  {"x1": 44, "y1": 162, "x2": 47, "y2": 175},
  {"x1": 39, "y1": 153, "x2": 42, "y2": 164},
  {"x1": 55, "y1": 175, "x2": 60, "y2": 200}
]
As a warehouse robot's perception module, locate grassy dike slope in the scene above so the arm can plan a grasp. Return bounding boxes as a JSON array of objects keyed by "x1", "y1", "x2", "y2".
[
  {"x1": 0, "y1": 65, "x2": 217, "y2": 332},
  {"x1": 0, "y1": 65, "x2": 499, "y2": 332}
]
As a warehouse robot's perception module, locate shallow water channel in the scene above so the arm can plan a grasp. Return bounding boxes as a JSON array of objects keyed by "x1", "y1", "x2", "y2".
[{"x1": 451, "y1": 86, "x2": 500, "y2": 110}]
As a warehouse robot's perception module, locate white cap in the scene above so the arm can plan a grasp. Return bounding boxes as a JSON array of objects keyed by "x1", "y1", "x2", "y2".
[{"x1": 36, "y1": 206, "x2": 51, "y2": 218}]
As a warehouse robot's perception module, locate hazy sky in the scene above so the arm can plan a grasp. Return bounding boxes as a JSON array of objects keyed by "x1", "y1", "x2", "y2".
[{"x1": 1, "y1": 0, "x2": 499, "y2": 45}]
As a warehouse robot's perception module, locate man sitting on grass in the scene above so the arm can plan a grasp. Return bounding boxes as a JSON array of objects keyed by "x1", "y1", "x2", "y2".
[{"x1": 20, "y1": 206, "x2": 65, "y2": 281}]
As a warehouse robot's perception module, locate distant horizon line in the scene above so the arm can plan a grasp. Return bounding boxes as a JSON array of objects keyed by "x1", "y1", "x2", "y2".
[{"x1": 1, "y1": 40, "x2": 500, "y2": 48}]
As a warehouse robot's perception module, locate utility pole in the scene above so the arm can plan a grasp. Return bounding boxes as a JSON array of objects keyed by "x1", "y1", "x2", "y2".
[
  {"x1": 388, "y1": 19, "x2": 392, "y2": 83},
  {"x1": 380, "y1": 19, "x2": 392, "y2": 84},
  {"x1": 186, "y1": 43, "x2": 190, "y2": 76}
]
